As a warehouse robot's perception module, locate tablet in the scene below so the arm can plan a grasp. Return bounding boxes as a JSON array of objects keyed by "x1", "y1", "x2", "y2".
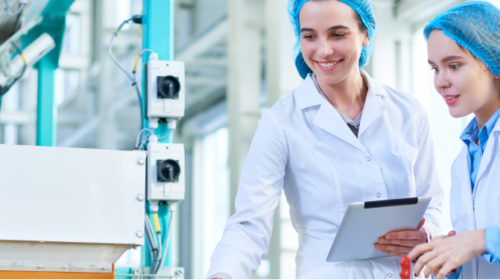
[{"x1": 326, "y1": 197, "x2": 431, "y2": 262}]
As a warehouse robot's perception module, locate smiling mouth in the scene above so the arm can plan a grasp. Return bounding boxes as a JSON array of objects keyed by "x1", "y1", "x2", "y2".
[
  {"x1": 319, "y1": 61, "x2": 341, "y2": 67},
  {"x1": 316, "y1": 59, "x2": 343, "y2": 69},
  {"x1": 446, "y1": 96, "x2": 459, "y2": 100}
]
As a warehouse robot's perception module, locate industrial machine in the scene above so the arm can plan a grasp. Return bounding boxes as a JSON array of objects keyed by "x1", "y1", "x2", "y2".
[{"x1": 0, "y1": 0, "x2": 185, "y2": 278}]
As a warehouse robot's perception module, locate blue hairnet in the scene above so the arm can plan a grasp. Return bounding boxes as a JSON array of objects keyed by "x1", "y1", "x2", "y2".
[
  {"x1": 424, "y1": 1, "x2": 500, "y2": 76},
  {"x1": 288, "y1": 0, "x2": 376, "y2": 79}
]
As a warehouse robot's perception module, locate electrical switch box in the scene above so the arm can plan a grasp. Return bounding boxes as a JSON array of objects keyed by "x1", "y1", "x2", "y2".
[
  {"x1": 147, "y1": 142, "x2": 185, "y2": 202},
  {"x1": 146, "y1": 60, "x2": 185, "y2": 120}
]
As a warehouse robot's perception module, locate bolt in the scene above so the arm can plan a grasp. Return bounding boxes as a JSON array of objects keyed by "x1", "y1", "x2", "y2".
[
  {"x1": 136, "y1": 194, "x2": 145, "y2": 202},
  {"x1": 138, "y1": 158, "x2": 145, "y2": 165},
  {"x1": 37, "y1": 264, "x2": 42, "y2": 269},
  {"x1": 136, "y1": 230, "x2": 144, "y2": 238}
]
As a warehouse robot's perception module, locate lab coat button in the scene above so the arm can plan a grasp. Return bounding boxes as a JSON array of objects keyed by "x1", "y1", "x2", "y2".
[
  {"x1": 388, "y1": 273, "x2": 392, "y2": 277},
  {"x1": 366, "y1": 157, "x2": 371, "y2": 162},
  {"x1": 377, "y1": 193, "x2": 381, "y2": 198}
]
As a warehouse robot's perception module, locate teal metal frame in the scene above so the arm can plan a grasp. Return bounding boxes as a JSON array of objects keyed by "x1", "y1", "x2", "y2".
[
  {"x1": 140, "y1": 0, "x2": 175, "y2": 273},
  {"x1": 21, "y1": 0, "x2": 75, "y2": 146}
]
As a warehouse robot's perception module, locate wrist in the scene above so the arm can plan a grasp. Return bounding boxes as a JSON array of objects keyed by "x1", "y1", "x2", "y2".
[{"x1": 476, "y1": 228, "x2": 488, "y2": 255}]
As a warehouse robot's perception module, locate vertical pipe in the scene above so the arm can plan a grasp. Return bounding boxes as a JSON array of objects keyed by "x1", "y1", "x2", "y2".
[
  {"x1": 36, "y1": 56, "x2": 57, "y2": 147},
  {"x1": 141, "y1": 0, "x2": 175, "y2": 271}
]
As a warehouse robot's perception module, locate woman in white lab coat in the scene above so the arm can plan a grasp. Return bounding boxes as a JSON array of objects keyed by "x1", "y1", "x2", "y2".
[
  {"x1": 207, "y1": 0, "x2": 443, "y2": 278},
  {"x1": 408, "y1": 2, "x2": 500, "y2": 279}
]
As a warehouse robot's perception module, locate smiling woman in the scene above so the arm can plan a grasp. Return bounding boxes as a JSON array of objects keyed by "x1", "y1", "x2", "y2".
[
  {"x1": 205, "y1": 0, "x2": 444, "y2": 278},
  {"x1": 407, "y1": 1, "x2": 500, "y2": 279}
]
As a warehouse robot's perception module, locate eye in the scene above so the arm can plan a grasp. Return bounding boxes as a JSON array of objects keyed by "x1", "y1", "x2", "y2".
[
  {"x1": 333, "y1": 33, "x2": 345, "y2": 39},
  {"x1": 303, "y1": 34, "x2": 315, "y2": 40},
  {"x1": 430, "y1": 67, "x2": 439, "y2": 73},
  {"x1": 449, "y1": 64, "x2": 461, "y2": 70}
]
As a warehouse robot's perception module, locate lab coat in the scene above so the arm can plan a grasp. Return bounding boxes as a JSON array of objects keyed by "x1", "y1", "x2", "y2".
[
  {"x1": 207, "y1": 71, "x2": 443, "y2": 279},
  {"x1": 450, "y1": 120, "x2": 500, "y2": 278}
]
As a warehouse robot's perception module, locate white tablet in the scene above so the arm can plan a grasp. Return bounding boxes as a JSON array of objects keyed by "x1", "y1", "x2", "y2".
[{"x1": 326, "y1": 197, "x2": 431, "y2": 262}]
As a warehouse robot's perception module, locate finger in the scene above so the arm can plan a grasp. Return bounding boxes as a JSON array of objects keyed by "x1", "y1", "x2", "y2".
[
  {"x1": 408, "y1": 242, "x2": 435, "y2": 261},
  {"x1": 379, "y1": 249, "x2": 407, "y2": 257},
  {"x1": 386, "y1": 230, "x2": 428, "y2": 240},
  {"x1": 424, "y1": 255, "x2": 447, "y2": 278},
  {"x1": 382, "y1": 251, "x2": 406, "y2": 258},
  {"x1": 447, "y1": 231, "x2": 456, "y2": 237},
  {"x1": 423, "y1": 266, "x2": 439, "y2": 278},
  {"x1": 436, "y1": 262, "x2": 457, "y2": 279},
  {"x1": 375, "y1": 244, "x2": 413, "y2": 254},
  {"x1": 414, "y1": 250, "x2": 438, "y2": 276},
  {"x1": 417, "y1": 217, "x2": 425, "y2": 230},
  {"x1": 379, "y1": 238, "x2": 424, "y2": 247}
]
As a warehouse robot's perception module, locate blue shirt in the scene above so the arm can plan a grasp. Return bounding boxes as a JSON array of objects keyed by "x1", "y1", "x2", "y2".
[{"x1": 447, "y1": 108, "x2": 500, "y2": 279}]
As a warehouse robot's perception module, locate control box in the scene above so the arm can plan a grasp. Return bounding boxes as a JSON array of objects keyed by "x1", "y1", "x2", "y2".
[
  {"x1": 146, "y1": 60, "x2": 185, "y2": 120},
  {"x1": 147, "y1": 142, "x2": 185, "y2": 202}
]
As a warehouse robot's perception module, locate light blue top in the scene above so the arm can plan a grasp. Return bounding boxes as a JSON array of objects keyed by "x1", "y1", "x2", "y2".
[{"x1": 447, "y1": 108, "x2": 500, "y2": 279}]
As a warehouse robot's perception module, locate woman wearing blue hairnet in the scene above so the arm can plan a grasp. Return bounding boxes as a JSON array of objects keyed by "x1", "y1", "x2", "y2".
[
  {"x1": 207, "y1": 0, "x2": 443, "y2": 278},
  {"x1": 408, "y1": 1, "x2": 500, "y2": 279}
]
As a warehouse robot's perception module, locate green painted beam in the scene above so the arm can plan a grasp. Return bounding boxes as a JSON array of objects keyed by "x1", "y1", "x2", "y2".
[
  {"x1": 140, "y1": 0, "x2": 175, "y2": 271},
  {"x1": 20, "y1": 0, "x2": 75, "y2": 146}
]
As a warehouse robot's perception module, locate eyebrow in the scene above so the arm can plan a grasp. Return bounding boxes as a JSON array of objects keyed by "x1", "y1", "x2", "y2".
[
  {"x1": 300, "y1": 25, "x2": 349, "y2": 33},
  {"x1": 428, "y1": 55, "x2": 465, "y2": 65}
]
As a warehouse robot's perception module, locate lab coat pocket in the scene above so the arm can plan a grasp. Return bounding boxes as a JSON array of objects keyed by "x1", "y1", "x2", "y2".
[{"x1": 297, "y1": 262, "x2": 351, "y2": 279}]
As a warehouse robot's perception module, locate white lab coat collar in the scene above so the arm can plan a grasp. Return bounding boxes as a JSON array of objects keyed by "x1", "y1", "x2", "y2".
[
  {"x1": 295, "y1": 70, "x2": 388, "y2": 153},
  {"x1": 295, "y1": 69, "x2": 388, "y2": 109},
  {"x1": 474, "y1": 119, "x2": 500, "y2": 191}
]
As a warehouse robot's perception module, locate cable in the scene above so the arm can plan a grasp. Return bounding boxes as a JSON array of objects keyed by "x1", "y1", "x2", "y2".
[
  {"x1": 135, "y1": 128, "x2": 154, "y2": 149},
  {"x1": 4, "y1": 0, "x2": 25, "y2": 16},
  {"x1": 154, "y1": 203, "x2": 177, "y2": 276},
  {"x1": 10, "y1": 3, "x2": 23, "y2": 36},
  {"x1": 144, "y1": 213, "x2": 160, "y2": 269},
  {"x1": 157, "y1": 129, "x2": 172, "y2": 141},
  {"x1": 108, "y1": 18, "x2": 134, "y2": 82},
  {"x1": 108, "y1": 16, "x2": 145, "y2": 131}
]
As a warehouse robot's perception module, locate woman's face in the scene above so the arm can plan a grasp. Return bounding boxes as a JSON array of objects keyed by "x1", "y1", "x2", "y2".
[
  {"x1": 299, "y1": 0, "x2": 369, "y2": 85},
  {"x1": 427, "y1": 30, "x2": 500, "y2": 118}
]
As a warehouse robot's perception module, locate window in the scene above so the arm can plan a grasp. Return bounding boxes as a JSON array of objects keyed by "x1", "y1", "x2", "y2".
[
  {"x1": 62, "y1": 14, "x2": 81, "y2": 54},
  {"x1": 192, "y1": 127, "x2": 229, "y2": 278}
]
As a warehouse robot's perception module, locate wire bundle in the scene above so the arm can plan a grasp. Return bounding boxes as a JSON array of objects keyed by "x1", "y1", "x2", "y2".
[{"x1": 109, "y1": 16, "x2": 176, "y2": 278}]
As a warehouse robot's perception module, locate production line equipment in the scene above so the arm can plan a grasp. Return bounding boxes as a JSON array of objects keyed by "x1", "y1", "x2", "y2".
[
  {"x1": 0, "y1": 0, "x2": 187, "y2": 278},
  {"x1": 108, "y1": 13, "x2": 187, "y2": 277},
  {"x1": 145, "y1": 58, "x2": 186, "y2": 202}
]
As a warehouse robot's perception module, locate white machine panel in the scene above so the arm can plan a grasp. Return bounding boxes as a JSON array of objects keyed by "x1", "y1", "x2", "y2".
[
  {"x1": 147, "y1": 143, "x2": 185, "y2": 202},
  {"x1": 146, "y1": 60, "x2": 185, "y2": 119},
  {"x1": 0, "y1": 144, "x2": 146, "y2": 246}
]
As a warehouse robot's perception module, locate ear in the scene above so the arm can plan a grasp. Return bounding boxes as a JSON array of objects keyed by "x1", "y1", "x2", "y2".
[
  {"x1": 495, "y1": 75, "x2": 500, "y2": 79},
  {"x1": 362, "y1": 34, "x2": 370, "y2": 47}
]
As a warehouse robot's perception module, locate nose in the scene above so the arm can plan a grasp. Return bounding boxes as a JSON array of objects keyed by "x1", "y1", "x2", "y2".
[
  {"x1": 435, "y1": 71, "x2": 451, "y2": 95},
  {"x1": 318, "y1": 36, "x2": 334, "y2": 58}
]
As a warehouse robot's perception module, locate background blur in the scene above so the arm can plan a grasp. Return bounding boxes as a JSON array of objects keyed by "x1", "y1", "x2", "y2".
[{"x1": 1, "y1": 0, "x2": 499, "y2": 278}]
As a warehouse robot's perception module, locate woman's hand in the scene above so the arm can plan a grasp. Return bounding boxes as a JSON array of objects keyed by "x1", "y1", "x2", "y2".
[
  {"x1": 408, "y1": 229, "x2": 488, "y2": 279},
  {"x1": 374, "y1": 218, "x2": 427, "y2": 257}
]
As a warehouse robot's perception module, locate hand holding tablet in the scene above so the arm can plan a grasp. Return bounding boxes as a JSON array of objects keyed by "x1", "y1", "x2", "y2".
[
  {"x1": 326, "y1": 197, "x2": 431, "y2": 262},
  {"x1": 374, "y1": 217, "x2": 427, "y2": 257}
]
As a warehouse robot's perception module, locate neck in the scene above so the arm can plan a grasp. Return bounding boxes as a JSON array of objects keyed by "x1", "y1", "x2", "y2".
[
  {"x1": 475, "y1": 95, "x2": 500, "y2": 131},
  {"x1": 315, "y1": 68, "x2": 368, "y2": 120}
]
